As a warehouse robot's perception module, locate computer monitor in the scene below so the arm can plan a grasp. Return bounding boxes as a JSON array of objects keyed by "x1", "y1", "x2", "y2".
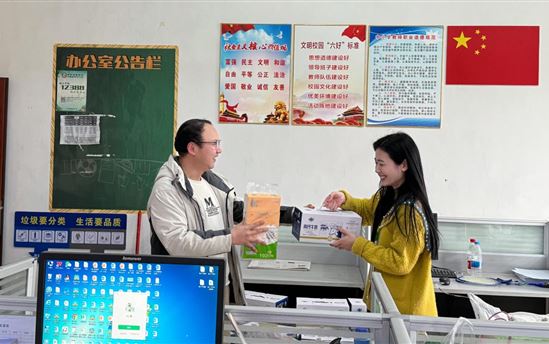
[{"x1": 35, "y1": 252, "x2": 225, "y2": 344}]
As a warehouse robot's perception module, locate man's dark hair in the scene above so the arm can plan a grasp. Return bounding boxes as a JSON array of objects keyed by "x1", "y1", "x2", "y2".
[{"x1": 174, "y1": 119, "x2": 212, "y2": 156}]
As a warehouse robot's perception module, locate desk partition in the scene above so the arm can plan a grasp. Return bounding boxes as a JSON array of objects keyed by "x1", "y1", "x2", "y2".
[
  {"x1": 242, "y1": 218, "x2": 549, "y2": 289},
  {"x1": 225, "y1": 272, "x2": 409, "y2": 343},
  {"x1": 436, "y1": 217, "x2": 548, "y2": 273},
  {"x1": 240, "y1": 225, "x2": 366, "y2": 289},
  {"x1": 0, "y1": 257, "x2": 37, "y2": 310},
  {"x1": 3, "y1": 260, "x2": 549, "y2": 343},
  {"x1": 225, "y1": 305, "x2": 388, "y2": 343},
  {"x1": 405, "y1": 314, "x2": 549, "y2": 343}
]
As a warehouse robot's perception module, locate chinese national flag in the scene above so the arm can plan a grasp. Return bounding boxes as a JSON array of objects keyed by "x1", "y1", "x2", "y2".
[
  {"x1": 341, "y1": 25, "x2": 366, "y2": 42},
  {"x1": 221, "y1": 23, "x2": 255, "y2": 35},
  {"x1": 446, "y1": 26, "x2": 539, "y2": 85}
]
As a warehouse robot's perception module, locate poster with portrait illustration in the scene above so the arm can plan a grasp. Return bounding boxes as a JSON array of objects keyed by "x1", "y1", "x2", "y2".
[
  {"x1": 219, "y1": 24, "x2": 292, "y2": 125},
  {"x1": 292, "y1": 25, "x2": 366, "y2": 127}
]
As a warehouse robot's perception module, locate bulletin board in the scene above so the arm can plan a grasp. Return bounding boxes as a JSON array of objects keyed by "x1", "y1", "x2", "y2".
[{"x1": 49, "y1": 44, "x2": 178, "y2": 212}]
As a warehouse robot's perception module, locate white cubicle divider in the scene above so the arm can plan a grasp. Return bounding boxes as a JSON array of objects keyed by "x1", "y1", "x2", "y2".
[
  {"x1": 436, "y1": 217, "x2": 549, "y2": 274},
  {"x1": 404, "y1": 314, "x2": 549, "y2": 343},
  {"x1": 225, "y1": 305, "x2": 388, "y2": 343},
  {"x1": 371, "y1": 272, "x2": 400, "y2": 315},
  {"x1": 371, "y1": 272, "x2": 411, "y2": 343},
  {"x1": 0, "y1": 295, "x2": 36, "y2": 343},
  {"x1": 241, "y1": 225, "x2": 367, "y2": 289},
  {"x1": 224, "y1": 271, "x2": 412, "y2": 343},
  {"x1": 370, "y1": 271, "x2": 549, "y2": 343},
  {"x1": 390, "y1": 318, "x2": 411, "y2": 344},
  {"x1": 0, "y1": 257, "x2": 37, "y2": 299},
  {"x1": 3, "y1": 258, "x2": 549, "y2": 343},
  {"x1": 0, "y1": 295, "x2": 36, "y2": 314}
]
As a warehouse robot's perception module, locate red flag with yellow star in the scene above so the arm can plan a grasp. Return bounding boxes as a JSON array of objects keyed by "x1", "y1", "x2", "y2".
[
  {"x1": 446, "y1": 26, "x2": 539, "y2": 85},
  {"x1": 341, "y1": 25, "x2": 366, "y2": 42}
]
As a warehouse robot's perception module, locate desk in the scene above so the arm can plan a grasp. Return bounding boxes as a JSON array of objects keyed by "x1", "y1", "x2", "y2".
[
  {"x1": 434, "y1": 272, "x2": 549, "y2": 316},
  {"x1": 240, "y1": 226, "x2": 366, "y2": 305},
  {"x1": 243, "y1": 262, "x2": 364, "y2": 288},
  {"x1": 241, "y1": 226, "x2": 366, "y2": 289},
  {"x1": 434, "y1": 273, "x2": 549, "y2": 299}
]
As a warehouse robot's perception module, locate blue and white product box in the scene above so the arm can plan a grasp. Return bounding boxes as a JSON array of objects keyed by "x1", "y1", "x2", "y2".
[
  {"x1": 348, "y1": 298, "x2": 367, "y2": 312},
  {"x1": 245, "y1": 290, "x2": 288, "y2": 308},
  {"x1": 348, "y1": 298, "x2": 370, "y2": 343},
  {"x1": 292, "y1": 207, "x2": 362, "y2": 243},
  {"x1": 296, "y1": 297, "x2": 350, "y2": 311}
]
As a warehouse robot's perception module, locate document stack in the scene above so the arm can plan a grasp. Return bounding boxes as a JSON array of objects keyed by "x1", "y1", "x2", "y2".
[{"x1": 512, "y1": 268, "x2": 549, "y2": 287}]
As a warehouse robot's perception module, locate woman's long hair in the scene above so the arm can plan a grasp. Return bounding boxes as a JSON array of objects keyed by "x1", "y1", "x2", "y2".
[{"x1": 370, "y1": 133, "x2": 440, "y2": 259}]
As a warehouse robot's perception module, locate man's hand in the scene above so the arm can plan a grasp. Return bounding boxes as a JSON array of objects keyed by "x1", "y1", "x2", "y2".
[
  {"x1": 322, "y1": 191, "x2": 346, "y2": 210},
  {"x1": 231, "y1": 221, "x2": 269, "y2": 252}
]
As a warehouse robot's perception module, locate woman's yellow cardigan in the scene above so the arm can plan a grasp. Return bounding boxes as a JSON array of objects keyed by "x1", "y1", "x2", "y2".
[{"x1": 341, "y1": 190, "x2": 437, "y2": 316}]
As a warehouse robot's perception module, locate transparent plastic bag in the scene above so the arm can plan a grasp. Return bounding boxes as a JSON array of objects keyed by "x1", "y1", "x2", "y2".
[
  {"x1": 441, "y1": 317, "x2": 474, "y2": 344},
  {"x1": 246, "y1": 182, "x2": 279, "y2": 196},
  {"x1": 469, "y1": 292, "x2": 549, "y2": 323},
  {"x1": 241, "y1": 182, "x2": 281, "y2": 259},
  {"x1": 468, "y1": 293, "x2": 509, "y2": 321}
]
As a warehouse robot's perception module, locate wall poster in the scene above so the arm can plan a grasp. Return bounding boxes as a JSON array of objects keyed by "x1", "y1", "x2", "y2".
[
  {"x1": 366, "y1": 26, "x2": 443, "y2": 127},
  {"x1": 219, "y1": 23, "x2": 292, "y2": 124},
  {"x1": 292, "y1": 25, "x2": 366, "y2": 127}
]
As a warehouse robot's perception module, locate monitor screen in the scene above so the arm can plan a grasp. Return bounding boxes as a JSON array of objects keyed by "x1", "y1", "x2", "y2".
[{"x1": 35, "y1": 252, "x2": 225, "y2": 344}]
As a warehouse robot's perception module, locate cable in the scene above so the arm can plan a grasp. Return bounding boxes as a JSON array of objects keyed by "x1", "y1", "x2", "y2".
[{"x1": 226, "y1": 312, "x2": 248, "y2": 344}]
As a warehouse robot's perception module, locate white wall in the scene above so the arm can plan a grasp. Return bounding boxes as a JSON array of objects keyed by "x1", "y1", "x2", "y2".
[{"x1": 1, "y1": 1, "x2": 548, "y2": 264}]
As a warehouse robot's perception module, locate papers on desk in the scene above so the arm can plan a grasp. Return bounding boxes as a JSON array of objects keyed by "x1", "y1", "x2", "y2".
[
  {"x1": 512, "y1": 268, "x2": 549, "y2": 282},
  {"x1": 0, "y1": 315, "x2": 35, "y2": 344},
  {"x1": 248, "y1": 259, "x2": 311, "y2": 271}
]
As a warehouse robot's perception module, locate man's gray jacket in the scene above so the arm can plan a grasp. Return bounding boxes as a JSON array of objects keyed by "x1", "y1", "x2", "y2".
[{"x1": 147, "y1": 155, "x2": 246, "y2": 305}]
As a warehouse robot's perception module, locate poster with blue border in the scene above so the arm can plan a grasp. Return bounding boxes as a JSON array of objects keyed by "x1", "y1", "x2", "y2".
[{"x1": 366, "y1": 26, "x2": 443, "y2": 127}]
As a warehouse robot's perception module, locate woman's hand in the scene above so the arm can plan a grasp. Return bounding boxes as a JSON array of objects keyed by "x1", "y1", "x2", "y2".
[
  {"x1": 322, "y1": 191, "x2": 346, "y2": 210},
  {"x1": 330, "y1": 227, "x2": 357, "y2": 251}
]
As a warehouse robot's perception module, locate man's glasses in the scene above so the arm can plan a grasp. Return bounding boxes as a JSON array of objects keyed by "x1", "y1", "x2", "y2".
[{"x1": 196, "y1": 140, "x2": 221, "y2": 148}]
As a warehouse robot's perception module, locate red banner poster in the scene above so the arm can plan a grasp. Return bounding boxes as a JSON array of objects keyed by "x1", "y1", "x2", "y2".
[
  {"x1": 292, "y1": 25, "x2": 366, "y2": 126},
  {"x1": 446, "y1": 26, "x2": 539, "y2": 85}
]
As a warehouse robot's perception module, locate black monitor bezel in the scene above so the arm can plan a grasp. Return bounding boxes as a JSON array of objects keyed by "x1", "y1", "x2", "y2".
[{"x1": 35, "y1": 252, "x2": 225, "y2": 344}]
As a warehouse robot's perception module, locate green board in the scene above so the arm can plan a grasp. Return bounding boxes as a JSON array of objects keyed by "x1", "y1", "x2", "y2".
[{"x1": 50, "y1": 45, "x2": 178, "y2": 211}]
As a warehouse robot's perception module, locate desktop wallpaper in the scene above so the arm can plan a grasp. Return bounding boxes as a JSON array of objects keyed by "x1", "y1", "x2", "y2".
[{"x1": 40, "y1": 258, "x2": 221, "y2": 344}]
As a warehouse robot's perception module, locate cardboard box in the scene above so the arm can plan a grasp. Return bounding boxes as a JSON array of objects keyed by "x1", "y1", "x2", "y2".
[
  {"x1": 245, "y1": 290, "x2": 288, "y2": 308},
  {"x1": 296, "y1": 297, "x2": 350, "y2": 312},
  {"x1": 241, "y1": 193, "x2": 281, "y2": 259},
  {"x1": 348, "y1": 298, "x2": 370, "y2": 340},
  {"x1": 292, "y1": 207, "x2": 362, "y2": 243},
  {"x1": 348, "y1": 298, "x2": 367, "y2": 312}
]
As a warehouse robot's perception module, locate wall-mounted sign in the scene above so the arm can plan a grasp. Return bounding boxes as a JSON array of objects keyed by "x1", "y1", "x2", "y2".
[
  {"x1": 292, "y1": 25, "x2": 366, "y2": 126},
  {"x1": 366, "y1": 26, "x2": 443, "y2": 127},
  {"x1": 14, "y1": 211, "x2": 127, "y2": 254},
  {"x1": 219, "y1": 23, "x2": 292, "y2": 124}
]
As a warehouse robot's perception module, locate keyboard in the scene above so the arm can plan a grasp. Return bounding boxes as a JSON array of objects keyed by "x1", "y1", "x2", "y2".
[{"x1": 431, "y1": 266, "x2": 458, "y2": 278}]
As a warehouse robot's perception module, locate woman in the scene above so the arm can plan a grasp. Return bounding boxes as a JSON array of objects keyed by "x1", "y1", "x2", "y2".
[{"x1": 323, "y1": 132, "x2": 439, "y2": 316}]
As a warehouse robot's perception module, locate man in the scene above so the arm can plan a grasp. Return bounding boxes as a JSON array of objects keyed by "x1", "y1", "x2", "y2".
[{"x1": 147, "y1": 118, "x2": 268, "y2": 305}]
